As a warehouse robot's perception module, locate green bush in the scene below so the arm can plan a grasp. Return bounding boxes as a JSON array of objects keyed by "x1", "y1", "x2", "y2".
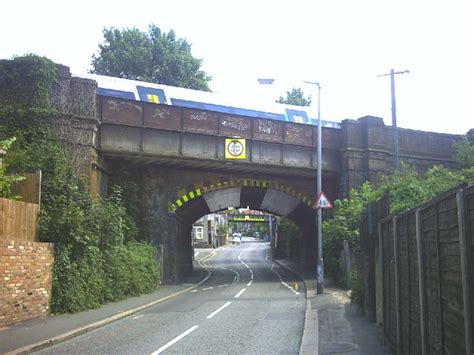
[
  {"x1": 323, "y1": 182, "x2": 378, "y2": 283},
  {"x1": 51, "y1": 244, "x2": 104, "y2": 313},
  {"x1": 276, "y1": 218, "x2": 301, "y2": 260},
  {"x1": 347, "y1": 270, "x2": 365, "y2": 311},
  {"x1": 125, "y1": 242, "x2": 160, "y2": 295},
  {"x1": 49, "y1": 189, "x2": 160, "y2": 313},
  {"x1": 0, "y1": 137, "x2": 24, "y2": 199},
  {"x1": 1, "y1": 54, "x2": 160, "y2": 314}
]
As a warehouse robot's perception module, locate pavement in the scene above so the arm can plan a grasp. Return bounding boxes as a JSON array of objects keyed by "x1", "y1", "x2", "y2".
[
  {"x1": 1, "y1": 245, "x2": 385, "y2": 355},
  {"x1": 273, "y1": 258, "x2": 387, "y2": 355}
]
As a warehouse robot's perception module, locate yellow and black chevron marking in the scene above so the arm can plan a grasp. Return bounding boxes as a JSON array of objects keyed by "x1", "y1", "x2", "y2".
[{"x1": 168, "y1": 179, "x2": 316, "y2": 212}]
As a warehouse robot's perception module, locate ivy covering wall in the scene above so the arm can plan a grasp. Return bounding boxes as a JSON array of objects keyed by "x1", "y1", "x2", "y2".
[{"x1": 0, "y1": 55, "x2": 160, "y2": 313}]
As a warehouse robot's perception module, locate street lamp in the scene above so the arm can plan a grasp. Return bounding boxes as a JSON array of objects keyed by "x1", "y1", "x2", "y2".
[
  {"x1": 258, "y1": 78, "x2": 324, "y2": 294},
  {"x1": 305, "y1": 81, "x2": 323, "y2": 294}
]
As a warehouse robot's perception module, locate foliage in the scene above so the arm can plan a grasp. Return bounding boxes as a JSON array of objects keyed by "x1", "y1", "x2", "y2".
[
  {"x1": 454, "y1": 129, "x2": 474, "y2": 168},
  {"x1": 276, "y1": 218, "x2": 301, "y2": 259},
  {"x1": 323, "y1": 182, "x2": 378, "y2": 282},
  {"x1": 108, "y1": 168, "x2": 143, "y2": 241},
  {"x1": 0, "y1": 54, "x2": 57, "y2": 108},
  {"x1": 347, "y1": 270, "x2": 365, "y2": 311},
  {"x1": 380, "y1": 163, "x2": 465, "y2": 215},
  {"x1": 276, "y1": 87, "x2": 312, "y2": 107},
  {"x1": 0, "y1": 137, "x2": 25, "y2": 199},
  {"x1": 91, "y1": 24, "x2": 212, "y2": 91},
  {"x1": 48, "y1": 187, "x2": 160, "y2": 313},
  {"x1": 323, "y1": 155, "x2": 474, "y2": 285},
  {"x1": 0, "y1": 55, "x2": 160, "y2": 314}
]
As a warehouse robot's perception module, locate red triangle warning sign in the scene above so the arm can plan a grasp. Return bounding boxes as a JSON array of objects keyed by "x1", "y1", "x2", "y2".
[{"x1": 316, "y1": 192, "x2": 333, "y2": 209}]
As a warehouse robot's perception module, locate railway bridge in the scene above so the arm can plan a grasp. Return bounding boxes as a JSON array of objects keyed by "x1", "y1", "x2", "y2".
[{"x1": 56, "y1": 69, "x2": 462, "y2": 281}]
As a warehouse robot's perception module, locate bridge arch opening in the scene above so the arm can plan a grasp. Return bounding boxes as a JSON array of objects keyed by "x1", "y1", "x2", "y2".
[{"x1": 171, "y1": 186, "x2": 317, "y2": 280}]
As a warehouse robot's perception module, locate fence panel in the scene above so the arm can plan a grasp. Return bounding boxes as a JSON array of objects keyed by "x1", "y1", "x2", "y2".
[
  {"x1": 461, "y1": 186, "x2": 474, "y2": 353},
  {"x1": 10, "y1": 170, "x2": 41, "y2": 205},
  {"x1": 407, "y1": 212, "x2": 422, "y2": 354},
  {"x1": 0, "y1": 198, "x2": 39, "y2": 242},
  {"x1": 380, "y1": 217, "x2": 397, "y2": 350},
  {"x1": 374, "y1": 185, "x2": 473, "y2": 354},
  {"x1": 420, "y1": 202, "x2": 443, "y2": 354},
  {"x1": 361, "y1": 193, "x2": 389, "y2": 322},
  {"x1": 437, "y1": 194, "x2": 465, "y2": 354},
  {"x1": 397, "y1": 212, "x2": 421, "y2": 354}
]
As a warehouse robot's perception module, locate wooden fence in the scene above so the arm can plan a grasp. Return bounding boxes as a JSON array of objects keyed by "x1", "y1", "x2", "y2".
[
  {"x1": 362, "y1": 184, "x2": 474, "y2": 354},
  {"x1": 359, "y1": 193, "x2": 390, "y2": 321},
  {"x1": 11, "y1": 170, "x2": 42, "y2": 205},
  {"x1": 0, "y1": 198, "x2": 39, "y2": 242}
]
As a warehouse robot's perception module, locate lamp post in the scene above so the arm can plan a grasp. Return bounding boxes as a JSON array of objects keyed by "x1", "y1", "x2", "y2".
[
  {"x1": 305, "y1": 81, "x2": 323, "y2": 294},
  {"x1": 258, "y1": 78, "x2": 324, "y2": 293}
]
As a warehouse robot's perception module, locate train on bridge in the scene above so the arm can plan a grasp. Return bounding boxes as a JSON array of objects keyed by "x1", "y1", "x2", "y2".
[{"x1": 87, "y1": 74, "x2": 341, "y2": 129}]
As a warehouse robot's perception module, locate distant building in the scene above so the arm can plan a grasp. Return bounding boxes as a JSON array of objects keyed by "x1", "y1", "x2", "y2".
[{"x1": 192, "y1": 212, "x2": 227, "y2": 248}]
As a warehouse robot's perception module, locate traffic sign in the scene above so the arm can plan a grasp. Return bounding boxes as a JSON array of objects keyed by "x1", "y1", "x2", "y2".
[
  {"x1": 316, "y1": 192, "x2": 333, "y2": 209},
  {"x1": 225, "y1": 138, "x2": 246, "y2": 159}
]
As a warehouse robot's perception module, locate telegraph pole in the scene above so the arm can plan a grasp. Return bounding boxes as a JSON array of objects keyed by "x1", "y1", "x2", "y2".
[{"x1": 377, "y1": 69, "x2": 409, "y2": 171}]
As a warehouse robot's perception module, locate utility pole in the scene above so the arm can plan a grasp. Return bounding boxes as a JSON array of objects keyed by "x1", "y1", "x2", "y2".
[{"x1": 377, "y1": 69, "x2": 409, "y2": 171}]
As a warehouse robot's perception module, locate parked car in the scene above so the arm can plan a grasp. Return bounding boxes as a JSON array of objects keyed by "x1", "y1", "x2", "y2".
[{"x1": 232, "y1": 232, "x2": 242, "y2": 244}]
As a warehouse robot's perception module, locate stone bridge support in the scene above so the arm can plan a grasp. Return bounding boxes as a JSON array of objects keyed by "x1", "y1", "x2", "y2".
[{"x1": 133, "y1": 164, "x2": 325, "y2": 282}]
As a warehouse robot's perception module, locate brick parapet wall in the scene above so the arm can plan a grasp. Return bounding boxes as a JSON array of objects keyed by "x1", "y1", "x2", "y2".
[
  {"x1": 340, "y1": 116, "x2": 465, "y2": 196},
  {"x1": 0, "y1": 240, "x2": 54, "y2": 327}
]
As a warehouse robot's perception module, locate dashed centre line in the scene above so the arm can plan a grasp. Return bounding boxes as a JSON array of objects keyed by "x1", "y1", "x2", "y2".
[
  {"x1": 238, "y1": 244, "x2": 255, "y2": 287},
  {"x1": 234, "y1": 288, "x2": 247, "y2": 298},
  {"x1": 151, "y1": 325, "x2": 199, "y2": 354},
  {"x1": 206, "y1": 301, "x2": 232, "y2": 319}
]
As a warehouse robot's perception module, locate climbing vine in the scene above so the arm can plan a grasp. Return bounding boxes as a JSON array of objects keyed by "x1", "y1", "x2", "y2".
[{"x1": 0, "y1": 54, "x2": 160, "y2": 313}]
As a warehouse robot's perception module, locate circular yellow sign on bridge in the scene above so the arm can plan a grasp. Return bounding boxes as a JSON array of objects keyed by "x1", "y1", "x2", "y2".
[{"x1": 225, "y1": 138, "x2": 246, "y2": 159}]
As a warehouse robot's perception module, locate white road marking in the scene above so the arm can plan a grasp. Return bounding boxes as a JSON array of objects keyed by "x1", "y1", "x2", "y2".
[
  {"x1": 234, "y1": 288, "x2": 247, "y2": 298},
  {"x1": 151, "y1": 325, "x2": 199, "y2": 354},
  {"x1": 133, "y1": 315, "x2": 144, "y2": 320},
  {"x1": 271, "y1": 263, "x2": 300, "y2": 295},
  {"x1": 194, "y1": 251, "x2": 200, "y2": 258},
  {"x1": 237, "y1": 244, "x2": 255, "y2": 286},
  {"x1": 202, "y1": 286, "x2": 214, "y2": 291},
  {"x1": 190, "y1": 290, "x2": 198, "y2": 293},
  {"x1": 206, "y1": 301, "x2": 232, "y2": 319},
  {"x1": 218, "y1": 284, "x2": 229, "y2": 287}
]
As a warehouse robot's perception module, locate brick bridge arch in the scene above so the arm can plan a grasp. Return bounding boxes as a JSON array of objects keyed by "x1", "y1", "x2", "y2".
[{"x1": 168, "y1": 179, "x2": 317, "y2": 282}]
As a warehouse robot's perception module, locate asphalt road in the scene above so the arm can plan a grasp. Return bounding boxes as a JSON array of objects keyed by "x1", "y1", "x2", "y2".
[{"x1": 36, "y1": 238, "x2": 306, "y2": 354}]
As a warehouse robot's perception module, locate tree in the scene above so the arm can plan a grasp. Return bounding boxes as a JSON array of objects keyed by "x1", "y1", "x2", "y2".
[
  {"x1": 91, "y1": 24, "x2": 212, "y2": 91},
  {"x1": 276, "y1": 87, "x2": 312, "y2": 106},
  {"x1": 454, "y1": 129, "x2": 474, "y2": 168}
]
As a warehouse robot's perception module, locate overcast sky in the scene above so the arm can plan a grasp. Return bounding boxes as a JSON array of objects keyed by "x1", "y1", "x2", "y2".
[{"x1": 1, "y1": 0, "x2": 472, "y2": 134}]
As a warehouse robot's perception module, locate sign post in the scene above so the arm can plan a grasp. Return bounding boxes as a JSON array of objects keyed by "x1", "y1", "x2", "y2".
[{"x1": 316, "y1": 191, "x2": 333, "y2": 295}]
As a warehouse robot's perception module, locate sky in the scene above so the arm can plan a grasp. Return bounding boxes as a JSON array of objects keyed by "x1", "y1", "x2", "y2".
[{"x1": 1, "y1": 0, "x2": 472, "y2": 135}]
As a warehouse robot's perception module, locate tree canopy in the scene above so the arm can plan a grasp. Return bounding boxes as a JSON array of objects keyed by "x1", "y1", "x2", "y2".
[
  {"x1": 454, "y1": 129, "x2": 474, "y2": 168},
  {"x1": 91, "y1": 24, "x2": 212, "y2": 91},
  {"x1": 276, "y1": 87, "x2": 312, "y2": 106}
]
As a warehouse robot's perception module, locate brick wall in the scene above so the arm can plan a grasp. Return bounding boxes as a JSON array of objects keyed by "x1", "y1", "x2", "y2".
[{"x1": 0, "y1": 240, "x2": 54, "y2": 327}]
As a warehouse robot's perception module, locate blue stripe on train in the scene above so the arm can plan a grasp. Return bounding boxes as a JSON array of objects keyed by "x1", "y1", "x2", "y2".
[
  {"x1": 96, "y1": 88, "x2": 135, "y2": 100},
  {"x1": 170, "y1": 98, "x2": 286, "y2": 121}
]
